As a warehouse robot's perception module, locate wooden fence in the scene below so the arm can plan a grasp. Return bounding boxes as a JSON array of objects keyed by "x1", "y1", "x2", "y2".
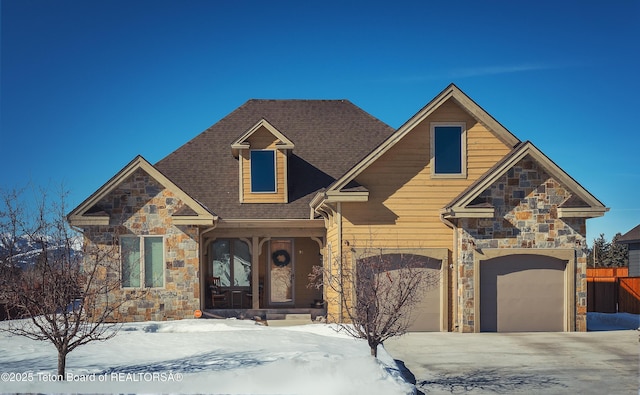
[{"x1": 587, "y1": 267, "x2": 640, "y2": 314}]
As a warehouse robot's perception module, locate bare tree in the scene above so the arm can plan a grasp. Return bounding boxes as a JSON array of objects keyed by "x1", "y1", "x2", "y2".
[
  {"x1": 310, "y1": 244, "x2": 440, "y2": 357},
  {"x1": 0, "y1": 186, "x2": 134, "y2": 379}
]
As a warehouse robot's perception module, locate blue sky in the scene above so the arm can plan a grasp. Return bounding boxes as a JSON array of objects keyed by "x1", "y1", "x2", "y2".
[{"x1": 1, "y1": 0, "x2": 639, "y2": 243}]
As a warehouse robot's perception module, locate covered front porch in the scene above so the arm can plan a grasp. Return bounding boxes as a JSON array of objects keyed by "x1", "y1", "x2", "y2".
[{"x1": 199, "y1": 219, "x2": 326, "y2": 316}]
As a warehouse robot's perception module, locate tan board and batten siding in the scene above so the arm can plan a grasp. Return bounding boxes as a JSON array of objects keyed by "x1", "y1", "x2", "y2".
[
  {"x1": 341, "y1": 99, "x2": 512, "y2": 247},
  {"x1": 240, "y1": 126, "x2": 288, "y2": 203}
]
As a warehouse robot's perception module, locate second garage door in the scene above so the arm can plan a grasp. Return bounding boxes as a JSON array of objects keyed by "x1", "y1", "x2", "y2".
[{"x1": 480, "y1": 254, "x2": 566, "y2": 332}]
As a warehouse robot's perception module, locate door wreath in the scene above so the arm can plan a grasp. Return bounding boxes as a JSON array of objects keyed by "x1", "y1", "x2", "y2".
[{"x1": 272, "y1": 250, "x2": 291, "y2": 267}]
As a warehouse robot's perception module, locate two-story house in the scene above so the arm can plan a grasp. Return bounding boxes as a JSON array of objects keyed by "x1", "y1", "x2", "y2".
[{"x1": 68, "y1": 84, "x2": 607, "y2": 332}]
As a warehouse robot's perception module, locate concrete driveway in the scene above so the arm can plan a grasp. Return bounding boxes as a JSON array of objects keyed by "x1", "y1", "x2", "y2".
[{"x1": 385, "y1": 330, "x2": 639, "y2": 394}]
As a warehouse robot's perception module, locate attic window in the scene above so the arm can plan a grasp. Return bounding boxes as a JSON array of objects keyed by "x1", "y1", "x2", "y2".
[
  {"x1": 250, "y1": 150, "x2": 276, "y2": 193},
  {"x1": 431, "y1": 122, "x2": 466, "y2": 178}
]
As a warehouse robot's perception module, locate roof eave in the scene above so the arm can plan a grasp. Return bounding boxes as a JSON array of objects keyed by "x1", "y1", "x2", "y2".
[
  {"x1": 67, "y1": 215, "x2": 110, "y2": 226},
  {"x1": 172, "y1": 215, "x2": 218, "y2": 226},
  {"x1": 309, "y1": 191, "x2": 326, "y2": 210},
  {"x1": 557, "y1": 207, "x2": 609, "y2": 218},
  {"x1": 441, "y1": 207, "x2": 496, "y2": 219},
  {"x1": 217, "y1": 218, "x2": 325, "y2": 229},
  {"x1": 324, "y1": 190, "x2": 369, "y2": 203}
]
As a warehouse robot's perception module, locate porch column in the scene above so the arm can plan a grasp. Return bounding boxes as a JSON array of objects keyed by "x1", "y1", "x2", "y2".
[{"x1": 252, "y1": 236, "x2": 260, "y2": 309}]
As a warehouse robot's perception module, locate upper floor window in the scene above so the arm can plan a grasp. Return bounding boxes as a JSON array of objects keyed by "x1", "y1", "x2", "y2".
[
  {"x1": 121, "y1": 236, "x2": 164, "y2": 288},
  {"x1": 431, "y1": 122, "x2": 466, "y2": 177},
  {"x1": 250, "y1": 150, "x2": 276, "y2": 193}
]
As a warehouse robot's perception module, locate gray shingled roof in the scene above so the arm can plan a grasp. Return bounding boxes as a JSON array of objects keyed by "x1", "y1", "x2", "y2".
[
  {"x1": 618, "y1": 224, "x2": 640, "y2": 244},
  {"x1": 155, "y1": 100, "x2": 395, "y2": 219}
]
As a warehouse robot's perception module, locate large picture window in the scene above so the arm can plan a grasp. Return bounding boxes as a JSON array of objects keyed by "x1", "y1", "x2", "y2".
[
  {"x1": 211, "y1": 239, "x2": 251, "y2": 287},
  {"x1": 250, "y1": 150, "x2": 276, "y2": 193},
  {"x1": 121, "y1": 236, "x2": 164, "y2": 288},
  {"x1": 431, "y1": 123, "x2": 466, "y2": 177}
]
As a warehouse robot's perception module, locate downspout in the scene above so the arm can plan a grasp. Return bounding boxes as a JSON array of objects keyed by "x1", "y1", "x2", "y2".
[
  {"x1": 337, "y1": 202, "x2": 343, "y2": 324},
  {"x1": 440, "y1": 213, "x2": 458, "y2": 332}
]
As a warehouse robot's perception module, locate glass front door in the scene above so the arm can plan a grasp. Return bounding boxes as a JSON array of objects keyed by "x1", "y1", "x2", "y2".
[{"x1": 269, "y1": 239, "x2": 294, "y2": 305}]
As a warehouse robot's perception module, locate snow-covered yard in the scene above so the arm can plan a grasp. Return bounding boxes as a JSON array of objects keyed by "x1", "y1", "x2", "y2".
[
  {"x1": 0, "y1": 318, "x2": 413, "y2": 394},
  {"x1": 2, "y1": 313, "x2": 637, "y2": 394}
]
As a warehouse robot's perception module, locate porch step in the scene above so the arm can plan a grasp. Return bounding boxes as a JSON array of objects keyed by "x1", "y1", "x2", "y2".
[{"x1": 266, "y1": 313, "x2": 312, "y2": 327}]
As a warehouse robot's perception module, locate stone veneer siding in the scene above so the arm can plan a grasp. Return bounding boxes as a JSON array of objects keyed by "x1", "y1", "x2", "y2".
[
  {"x1": 83, "y1": 169, "x2": 200, "y2": 322},
  {"x1": 456, "y1": 157, "x2": 588, "y2": 332}
]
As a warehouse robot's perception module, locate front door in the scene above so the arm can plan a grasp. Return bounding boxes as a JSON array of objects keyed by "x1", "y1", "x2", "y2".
[{"x1": 269, "y1": 239, "x2": 294, "y2": 305}]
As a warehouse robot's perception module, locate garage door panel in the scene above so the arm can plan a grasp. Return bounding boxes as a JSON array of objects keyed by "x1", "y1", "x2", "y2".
[
  {"x1": 481, "y1": 255, "x2": 566, "y2": 332},
  {"x1": 409, "y1": 268, "x2": 442, "y2": 331},
  {"x1": 372, "y1": 258, "x2": 442, "y2": 332}
]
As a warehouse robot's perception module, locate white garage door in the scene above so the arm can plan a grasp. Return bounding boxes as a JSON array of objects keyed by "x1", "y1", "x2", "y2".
[{"x1": 480, "y1": 254, "x2": 566, "y2": 332}]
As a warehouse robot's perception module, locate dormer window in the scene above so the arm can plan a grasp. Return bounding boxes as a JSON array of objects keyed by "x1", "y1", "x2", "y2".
[
  {"x1": 232, "y1": 119, "x2": 294, "y2": 203},
  {"x1": 250, "y1": 150, "x2": 277, "y2": 193}
]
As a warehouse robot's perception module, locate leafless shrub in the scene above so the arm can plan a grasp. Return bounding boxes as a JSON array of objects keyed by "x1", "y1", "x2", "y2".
[{"x1": 310, "y1": 242, "x2": 440, "y2": 357}]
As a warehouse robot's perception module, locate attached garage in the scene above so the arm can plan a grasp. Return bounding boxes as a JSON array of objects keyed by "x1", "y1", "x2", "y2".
[
  {"x1": 355, "y1": 249, "x2": 448, "y2": 332},
  {"x1": 475, "y1": 250, "x2": 575, "y2": 332}
]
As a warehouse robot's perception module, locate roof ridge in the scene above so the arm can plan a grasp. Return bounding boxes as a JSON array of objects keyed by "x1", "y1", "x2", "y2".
[{"x1": 246, "y1": 98, "x2": 350, "y2": 102}]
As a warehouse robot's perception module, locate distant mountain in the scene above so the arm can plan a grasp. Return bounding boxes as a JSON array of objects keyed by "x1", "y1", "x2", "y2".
[{"x1": 0, "y1": 233, "x2": 83, "y2": 269}]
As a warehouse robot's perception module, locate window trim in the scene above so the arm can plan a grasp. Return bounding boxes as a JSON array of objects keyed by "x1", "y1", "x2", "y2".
[
  {"x1": 120, "y1": 235, "x2": 165, "y2": 289},
  {"x1": 249, "y1": 149, "x2": 277, "y2": 193},
  {"x1": 430, "y1": 122, "x2": 467, "y2": 179}
]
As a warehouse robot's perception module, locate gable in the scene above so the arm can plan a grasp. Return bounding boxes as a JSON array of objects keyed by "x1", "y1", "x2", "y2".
[
  {"x1": 324, "y1": 83, "x2": 520, "y2": 198},
  {"x1": 231, "y1": 118, "x2": 294, "y2": 155},
  {"x1": 443, "y1": 141, "x2": 608, "y2": 219},
  {"x1": 67, "y1": 156, "x2": 216, "y2": 226},
  {"x1": 232, "y1": 119, "x2": 293, "y2": 203}
]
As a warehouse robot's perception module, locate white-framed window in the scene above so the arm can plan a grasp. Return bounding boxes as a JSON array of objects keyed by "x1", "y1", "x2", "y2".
[
  {"x1": 250, "y1": 150, "x2": 277, "y2": 193},
  {"x1": 121, "y1": 236, "x2": 165, "y2": 288},
  {"x1": 431, "y1": 122, "x2": 466, "y2": 178}
]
